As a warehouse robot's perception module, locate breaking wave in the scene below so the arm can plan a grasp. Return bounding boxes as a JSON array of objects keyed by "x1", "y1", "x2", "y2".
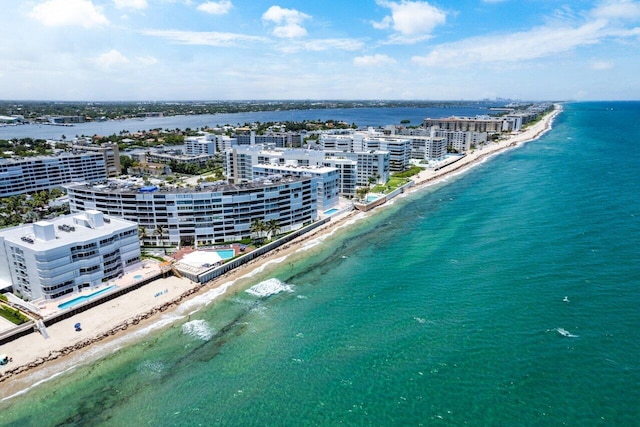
[
  {"x1": 246, "y1": 278, "x2": 294, "y2": 298},
  {"x1": 182, "y1": 319, "x2": 214, "y2": 341}
]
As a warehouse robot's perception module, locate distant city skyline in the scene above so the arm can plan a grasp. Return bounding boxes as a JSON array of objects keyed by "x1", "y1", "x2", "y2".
[{"x1": 2, "y1": 0, "x2": 639, "y2": 101}]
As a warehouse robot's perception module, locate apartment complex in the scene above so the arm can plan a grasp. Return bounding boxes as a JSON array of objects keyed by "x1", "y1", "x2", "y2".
[
  {"x1": 224, "y1": 145, "x2": 361, "y2": 197},
  {"x1": 184, "y1": 135, "x2": 216, "y2": 155},
  {"x1": 71, "y1": 143, "x2": 121, "y2": 177},
  {"x1": 235, "y1": 131, "x2": 303, "y2": 148},
  {"x1": 252, "y1": 164, "x2": 340, "y2": 211},
  {"x1": 423, "y1": 116, "x2": 513, "y2": 133},
  {"x1": 0, "y1": 210, "x2": 140, "y2": 301},
  {"x1": 323, "y1": 150, "x2": 389, "y2": 186},
  {"x1": 65, "y1": 175, "x2": 318, "y2": 247},
  {"x1": 0, "y1": 152, "x2": 108, "y2": 197}
]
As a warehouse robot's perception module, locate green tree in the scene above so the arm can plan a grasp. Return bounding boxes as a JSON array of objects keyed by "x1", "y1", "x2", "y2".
[
  {"x1": 154, "y1": 225, "x2": 166, "y2": 246},
  {"x1": 250, "y1": 219, "x2": 266, "y2": 244},
  {"x1": 265, "y1": 219, "x2": 280, "y2": 240}
]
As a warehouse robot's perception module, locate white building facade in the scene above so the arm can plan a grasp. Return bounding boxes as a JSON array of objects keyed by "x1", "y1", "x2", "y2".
[
  {"x1": 65, "y1": 176, "x2": 318, "y2": 247},
  {"x1": 0, "y1": 210, "x2": 141, "y2": 301},
  {"x1": 252, "y1": 164, "x2": 340, "y2": 211},
  {"x1": 0, "y1": 152, "x2": 108, "y2": 197}
]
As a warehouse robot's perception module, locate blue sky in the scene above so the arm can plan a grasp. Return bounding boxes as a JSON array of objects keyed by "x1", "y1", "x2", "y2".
[{"x1": 1, "y1": 0, "x2": 639, "y2": 101}]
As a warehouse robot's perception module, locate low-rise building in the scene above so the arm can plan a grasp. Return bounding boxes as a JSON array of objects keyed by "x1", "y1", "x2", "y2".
[{"x1": 0, "y1": 210, "x2": 141, "y2": 301}]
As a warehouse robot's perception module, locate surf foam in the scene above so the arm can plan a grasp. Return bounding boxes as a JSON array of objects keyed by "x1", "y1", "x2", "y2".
[
  {"x1": 181, "y1": 319, "x2": 214, "y2": 341},
  {"x1": 246, "y1": 278, "x2": 293, "y2": 298}
]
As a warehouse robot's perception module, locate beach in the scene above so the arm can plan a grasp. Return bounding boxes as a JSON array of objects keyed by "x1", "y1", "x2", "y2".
[{"x1": 0, "y1": 105, "x2": 561, "y2": 400}]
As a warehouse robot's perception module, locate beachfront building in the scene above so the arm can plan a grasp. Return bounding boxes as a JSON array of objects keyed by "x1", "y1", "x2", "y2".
[
  {"x1": 224, "y1": 145, "x2": 358, "y2": 197},
  {"x1": 323, "y1": 150, "x2": 389, "y2": 186},
  {"x1": 429, "y1": 130, "x2": 488, "y2": 152},
  {"x1": 403, "y1": 136, "x2": 447, "y2": 160},
  {"x1": 363, "y1": 137, "x2": 412, "y2": 172},
  {"x1": 423, "y1": 116, "x2": 510, "y2": 133},
  {"x1": 322, "y1": 158, "x2": 357, "y2": 197},
  {"x1": 252, "y1": 164, "x2": 340, "y2": 211},
  {"x1": 0, "y1": 152, "x2": 108, "y2": 197},
  {"x1": 0, "y1": 210, "x2": 141, "y2": 301},
  {"x1": 65, "y1": 175, "x2": 318, "y2": 247}
]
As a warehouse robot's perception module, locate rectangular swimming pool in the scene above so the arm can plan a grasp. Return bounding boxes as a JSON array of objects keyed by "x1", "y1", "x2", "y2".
[
  {"x1": 57, "y1": 285, "x2": 118, "y2": 310},
  {"x1": 213, "y1": 249, "x2": 235, "y2": 260},
  {"x1": 324, "y1": 208, "x2": 339, "y2": 215}
]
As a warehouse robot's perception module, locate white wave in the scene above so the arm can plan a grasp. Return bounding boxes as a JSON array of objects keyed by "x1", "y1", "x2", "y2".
[
  {"x1": 181, "y1": 319, "x2": 214, "y2": 341},
  {"x1": 245, "y1": 278, "x2": 293, "y2": 298},
  {"x1": 556, "y1": 327, "x2": 579, "y2": 338}
]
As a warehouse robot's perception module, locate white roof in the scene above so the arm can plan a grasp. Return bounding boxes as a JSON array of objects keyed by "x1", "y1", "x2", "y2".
[{"x1": 180, "y1": 251, "x2": 223, "y2": 268}]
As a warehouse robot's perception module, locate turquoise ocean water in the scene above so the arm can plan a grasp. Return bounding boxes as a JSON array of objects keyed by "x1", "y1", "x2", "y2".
[{"x1": 1, "y1": 102, "x2": 639, "y2": 425}]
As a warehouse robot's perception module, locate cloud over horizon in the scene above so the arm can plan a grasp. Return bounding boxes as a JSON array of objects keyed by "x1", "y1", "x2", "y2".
[{"x1": 4, "y1": 0, "x2": 639, "y2": 100}]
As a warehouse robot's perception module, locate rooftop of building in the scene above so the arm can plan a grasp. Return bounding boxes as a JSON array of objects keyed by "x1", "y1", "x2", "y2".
[
  {"x1": 0, "y1": 210, "x2": 136, "y2": 251},
  {"x1": 65, "y1": 174, "x2": 312, "y2": 195},
  {"x1": 0, "y1": 151, "x2": 104, "y2": 165}
]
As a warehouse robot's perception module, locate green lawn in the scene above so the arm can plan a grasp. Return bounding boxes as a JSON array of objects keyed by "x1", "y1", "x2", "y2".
[
  {"x1": 0, "y1": 305, "x2": 30, "y2": 325},
  {"x1": 370, "y1": 166, "x2": 423, "y2": 194}
]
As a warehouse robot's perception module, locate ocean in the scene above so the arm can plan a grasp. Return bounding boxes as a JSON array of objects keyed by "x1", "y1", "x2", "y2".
[{"x1": 1, "y1": 102, "x2": 639, "y2": 426}]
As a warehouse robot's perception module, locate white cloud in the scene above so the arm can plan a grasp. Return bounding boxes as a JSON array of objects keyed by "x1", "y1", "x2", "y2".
[
  {"x1": 276, "y1": 38, "x2": 365, "y2": 53},
  {"x1": 113, "y1": 0, "x2": 148, "y2": 10},
  {"x1": 373, "y1": 0, "x2": 446, "y2": 43},
  {"x1": 262, "y1": 5, "x2": 310, "y2": 38},
  {"x1": 197, "y1": 1, "x2": 233, "y2": 15},
  {"x1": 592, "y1": 0, "x2": 640, "y2": 21},
  {"x1": 142, "y1": 29, "x2": 267, "y2": 47},
  {"x1": 353, "y1": 54, "x2": 396, "y2": 67},
  {"x1": 93, "y1": 49, "x2": 130, "y2": 68},
  {"x1": 412, "y1": 20, "x2": 609, "y2": 67},
  {"x1": 590, "y1": 59, "x2": 614, "y2": 70},
  {"x1": 29, "y1": 0, "x2": 109, "y2": 28}
]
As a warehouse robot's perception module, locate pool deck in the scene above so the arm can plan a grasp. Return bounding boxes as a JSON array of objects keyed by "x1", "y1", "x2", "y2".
[{"x1": 34, "y1": 261, "x2": 165, "y2": 319}]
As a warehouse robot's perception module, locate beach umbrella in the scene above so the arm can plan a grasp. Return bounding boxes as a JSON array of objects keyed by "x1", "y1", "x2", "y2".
[{"x1": 74, "y1": 323, "x2": 81, "y2": 330}]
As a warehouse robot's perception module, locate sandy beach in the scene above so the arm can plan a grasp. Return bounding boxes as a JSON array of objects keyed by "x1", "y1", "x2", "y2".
[{"x1": 0, "y1": 105, "x2": 561, "y2": 400}]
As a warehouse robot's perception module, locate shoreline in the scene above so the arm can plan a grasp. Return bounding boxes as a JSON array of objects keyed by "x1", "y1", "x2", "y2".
[{"x1": 0, "y1": 105, "x2": 562, "y2": 400}]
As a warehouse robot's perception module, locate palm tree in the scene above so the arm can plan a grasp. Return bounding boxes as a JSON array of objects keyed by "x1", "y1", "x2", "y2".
[
  {"x1": 250, "y1": 219, "x2": 266, "y2": 244},
  {"x1": 266, "y1": 219, "x2": 280, "y2": 240},
  {"x1": 154, "y1": 225, "x2": 166, "y2": 246},
  {"x1": 138, "y1": 226, "x2": 148, "y2": 244}
]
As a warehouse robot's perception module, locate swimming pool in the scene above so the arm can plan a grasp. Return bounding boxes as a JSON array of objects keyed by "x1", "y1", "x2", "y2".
[
  {"x1": 213, "y1": 249, "x2": 235, "y2": 260},
  {"x1": 57, "y1": 285, "x2": 118, "y2": 310},
  {"x1": 366, "y1": 194, "x2": 383, "y2": 203},
  {"x1": 133, "y1": 274, "x2": 143, "y2": 280},
  {"x1": 324, "y1": 208, "x2": 339, "y2": 215}
]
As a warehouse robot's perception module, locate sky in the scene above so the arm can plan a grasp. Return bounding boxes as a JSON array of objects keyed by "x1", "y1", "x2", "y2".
[{"x1": 1, "y1": 0, "x2": 639, "y2": 101}]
